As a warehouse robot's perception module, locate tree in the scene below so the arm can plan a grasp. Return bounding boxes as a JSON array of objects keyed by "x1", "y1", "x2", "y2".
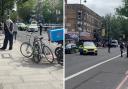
[
  {"x1": 116, "y1": 0, "x2": 128, "y2": 40},
  {"x1": 42, "y1": 0, "x2": 63, "y2": 23},
  {"x1": 116, "y1": 0, "x2": 128, "y2": 17},
  {"x1": 17, "y1": 0, "x2": 36, "y2": 23},
  {"x1": 0, "y1": 0, "x2": 30, "y2": 22},
  {"x1": 102, "y1": 14, "x2": 127, "y2": 41},
  {"x1": 0, "y1": 0, "x2": 15, "y2": 22}
]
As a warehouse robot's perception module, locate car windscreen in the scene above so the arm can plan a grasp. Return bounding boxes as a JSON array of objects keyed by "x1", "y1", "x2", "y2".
[
  {"x1": 111, "y1": 42, "x2": 116, "y2": 43},
  {"x1": 83, "y1": 42, "x2": 95, "y2": 46}
]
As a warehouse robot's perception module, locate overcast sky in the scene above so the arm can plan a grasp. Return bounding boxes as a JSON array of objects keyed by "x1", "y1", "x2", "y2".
[{"x1": 67, "y1": 0, "x2": 123, "y2": 16}]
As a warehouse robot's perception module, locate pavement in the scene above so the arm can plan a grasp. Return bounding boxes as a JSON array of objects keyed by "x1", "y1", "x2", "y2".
[{"x1": 0, "y1": 34, "x2": 63, "y2": 89}]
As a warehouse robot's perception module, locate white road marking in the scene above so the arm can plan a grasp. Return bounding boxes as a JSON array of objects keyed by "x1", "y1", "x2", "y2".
[{"x1": 65, "y1": 52, "x2": 126, "y2": 81}]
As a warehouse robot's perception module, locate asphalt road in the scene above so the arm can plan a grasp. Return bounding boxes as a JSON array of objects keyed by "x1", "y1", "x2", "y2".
[{"x1": 65, "y1": 47, "x2": 128, "y2": 89}]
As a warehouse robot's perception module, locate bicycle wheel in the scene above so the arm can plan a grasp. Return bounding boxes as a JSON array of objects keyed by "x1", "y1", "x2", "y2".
[
  {"x1": 43, "y1": 46, "x2": 54, "y2": 63},
  {"x1": 20, "y1": 42, "x2": 33, "y2": 58},
  {"x1": 32, "y1": 44, "x2": 41, "y2": 63},
  {"x1": 55, "y1": 47, "x2": 63, "y2": 65},
  {"x1": 55, "y1": 47, "x2": 63, "y2": 59}
]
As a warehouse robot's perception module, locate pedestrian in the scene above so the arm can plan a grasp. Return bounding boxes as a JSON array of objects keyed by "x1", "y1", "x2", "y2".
[
  {"x1": 0, "y1": 16, "x2": 14, "y2": 50},
  {"x1": 39, "y1": 22, "x2": 43, "y2": 35},
  {"x1": 13, "y1": 21, "x2": 18, "y2": 41},
  {"x1": 120, "y1": 41, "x2": 125, "y2": 57},
  {"x1": 108, "y1": 42, "x2": 111, "y2": 53},
  {"x1": 126, "y1": 41, "x2": 128, "y2": 58}
]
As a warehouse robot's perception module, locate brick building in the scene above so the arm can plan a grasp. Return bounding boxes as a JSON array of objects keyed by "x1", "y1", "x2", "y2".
[{"x1": 65, "y1": 4, "x2": 102, "y2": 35}]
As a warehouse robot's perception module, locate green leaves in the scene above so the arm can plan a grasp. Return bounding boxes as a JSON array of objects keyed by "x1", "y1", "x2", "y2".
[
  {"x1": 116, "y1": 0, "x2": 128, "y2": 17},
  {"x1": 102, "y1": 14, "x2": 128, "y2": 40},
  {"x1": 17, "y1": 0, "x2": 36, "y2": 22},
  {"x1": 42, "y1": 0, "x2": 63, "y2": 23}
]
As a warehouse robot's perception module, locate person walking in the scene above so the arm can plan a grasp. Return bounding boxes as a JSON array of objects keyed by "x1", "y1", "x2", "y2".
[
  {"x1": 0, "y1": 16, "x2": 14, "y2": 50},
  {"x1": 39, "y1": 22, "x2": 43, "y2": 35},
  {"x1": 126, "y1": 41, "x2": 128, "y2": 58},
  {"x1": 13, "y1": 21, "x2": 18, "y2": 41},
  {"x1": 108, "y1": 42, "x2": 111, "y2": 53},
  {"x1": 120, "y1": 41, "x2": 125, "y2": 57}
]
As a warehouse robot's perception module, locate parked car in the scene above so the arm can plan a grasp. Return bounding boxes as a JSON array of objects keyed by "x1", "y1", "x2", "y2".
[
  {"x1": 17, "y1": 23, "x2": 27, "y2": 31},
  {"x1": 27, "y1": 21, "x2": 38, "y2": 32},
  {"x1": 111, "y1": 40, "x2": 118, "y2": 47},
  {"x1": 79, "y1": 41, "x2": 98, "y2": 55},
  {"x1": 65, "y1": 43, "x2": 78, "y2": 54}
]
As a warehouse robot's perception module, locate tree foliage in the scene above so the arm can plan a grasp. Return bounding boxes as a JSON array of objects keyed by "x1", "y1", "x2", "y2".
[
  {"x1": 0, "y1": 0, "x2": 63, "y2": 23},
  {"x1": 17, "y1": 0, "x2": 36, "y2": 23},
  {"x1": 103, "y1": 14, "x2": 128, "y2": 41},
  {"x1": 0, "y1": 0, "x2": 30, "y2": 22},
  {"x1": 0, "y1": 0, "x2": 15, "y2": 21},
  {"x1": 42, "y1": 0, "x2": 63, "y2": 23},
  {"x1": 116, "y1": 0, "x2": 128, "y2": 17}
]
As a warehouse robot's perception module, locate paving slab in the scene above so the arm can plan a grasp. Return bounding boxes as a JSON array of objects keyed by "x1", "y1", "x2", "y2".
[{"x1": 0, "y1": 35, "x2": 63, "y2": 89}]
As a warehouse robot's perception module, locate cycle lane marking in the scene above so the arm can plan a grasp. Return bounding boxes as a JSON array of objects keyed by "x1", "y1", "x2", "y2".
[
  {"x1": 116, "y1": 75, "x2": 128, "y2": 89},
  {"x1": 65, "y1": 52, "x2": 126, "y2": 81}
]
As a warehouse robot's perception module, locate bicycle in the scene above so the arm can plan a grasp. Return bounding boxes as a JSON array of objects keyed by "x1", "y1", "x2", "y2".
[
  {"x1": 32, "y1": 36, "x2": 54, "y2": 63},
  {"x1": 55, "y1": 41, "x2": 63, "y2": 66},
  {"x1": 20, "y1": 32, "x2": 33, "y2": 58},
  {"x1": 20, "y1": 32, "x2": 54, "y2": 64}
]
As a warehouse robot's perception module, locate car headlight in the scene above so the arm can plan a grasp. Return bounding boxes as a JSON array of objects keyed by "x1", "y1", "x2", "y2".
[{"x1": 94, "y1": 48, "x2": 97, "y2": 51}]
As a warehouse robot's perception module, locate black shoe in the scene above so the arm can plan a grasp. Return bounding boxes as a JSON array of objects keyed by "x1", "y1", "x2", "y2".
[
  {"x1": 9, "y1": 47, "x2": 12, "y2": 50},
  {"x1": 0, "y1": 47, "x2": 5, "y2": 50}
]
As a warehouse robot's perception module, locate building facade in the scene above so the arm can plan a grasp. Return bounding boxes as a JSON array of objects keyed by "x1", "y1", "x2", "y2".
[{"x1": 65, "y1": 4, "x2": 102, "y2": 34}]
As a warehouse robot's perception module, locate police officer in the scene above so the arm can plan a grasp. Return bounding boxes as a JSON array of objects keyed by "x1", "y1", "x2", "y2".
[{"x1": 0, "y1": 16, "x2": 13, "y2": 50}]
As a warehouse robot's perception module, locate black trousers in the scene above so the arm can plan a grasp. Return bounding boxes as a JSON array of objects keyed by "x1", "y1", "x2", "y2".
[
  {"x1": 2, "y1": 33, "x2": 13, "y2": 49},
  {"x1": 40, "y1": 29, "x2": 42, "y2": 35}
]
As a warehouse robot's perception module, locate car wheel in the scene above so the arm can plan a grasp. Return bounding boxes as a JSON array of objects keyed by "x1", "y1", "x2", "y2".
[
  {"x1": 95, "y1": 53, "x2": 98, "y2": 55},
  {"x1": 67, "y1": 50, "x2": 70, "y2": 54},
  {"x1": 70, "y1": 49, "x2": 74, "y2": 54},
  {"x1": 72, "y1": 49, "x2": 76, "y2": 53}
]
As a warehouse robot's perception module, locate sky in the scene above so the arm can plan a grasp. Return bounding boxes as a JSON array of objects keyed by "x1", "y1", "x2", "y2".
[{"x1": 67, "y1": 0, "x2": 123, "y2": 16}]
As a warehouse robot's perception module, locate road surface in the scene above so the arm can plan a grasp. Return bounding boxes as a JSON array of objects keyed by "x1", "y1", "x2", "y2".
[{"x1": 65, "y1": 47, "x2": 128, "y2": 89}]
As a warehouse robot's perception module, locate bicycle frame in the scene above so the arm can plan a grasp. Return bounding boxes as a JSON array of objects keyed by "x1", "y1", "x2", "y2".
[{"x1": 26, "y1": 32, "x2": 33, "y2": 44}]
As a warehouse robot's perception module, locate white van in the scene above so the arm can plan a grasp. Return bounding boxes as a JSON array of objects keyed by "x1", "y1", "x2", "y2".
[
  {"x1": 28, "y1": 21, "x2": 38, "y2": 32},
  {"x1": 111, "y1": 40, "x2": 118, "y2": 47}
]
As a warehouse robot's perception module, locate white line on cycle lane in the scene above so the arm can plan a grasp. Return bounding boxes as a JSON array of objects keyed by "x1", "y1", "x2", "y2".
[{"x1": 65, "y1": 52, "x2": 126, "y2": 81}]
